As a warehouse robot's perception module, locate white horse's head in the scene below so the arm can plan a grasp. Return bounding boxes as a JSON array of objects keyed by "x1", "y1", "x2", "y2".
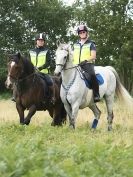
[{"x1": 54, "y1": 42, "x2": 73, "y2": 76}]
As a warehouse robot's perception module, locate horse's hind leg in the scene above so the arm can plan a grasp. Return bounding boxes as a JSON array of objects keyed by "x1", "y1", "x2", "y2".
[
  {"x1": 104, "y1": 94, "x2": 114, "y2": 131},
  {"x1": 89, "y1": 104, "x2": 101, "y2": 129},
  {"x1": 51, "y1": 104, "x2": 62, "y2": 126},
  {"x1": 24, "y1": 105, "x2": 36, "y2": 125},
  {"x1": 52, "y1": 103, "x2": 67, "y2": 126}
]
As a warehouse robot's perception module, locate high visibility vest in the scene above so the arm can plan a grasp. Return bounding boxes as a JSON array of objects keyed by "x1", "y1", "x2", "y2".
[
  {"x1": 29, "y1": 50, "x2": 48, "y2": 73},
  {"x1": 73, "y1": 43, "x2": 92, "y2": 64}
]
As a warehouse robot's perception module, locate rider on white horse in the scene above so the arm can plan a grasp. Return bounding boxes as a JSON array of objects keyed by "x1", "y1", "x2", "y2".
[{"x1": 73, "y1": 25, "x2": 100, "y2": 102}]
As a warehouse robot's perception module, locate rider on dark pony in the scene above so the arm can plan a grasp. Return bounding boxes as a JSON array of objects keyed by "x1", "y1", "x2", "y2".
[
  {"x1": 29, "y1": 33, "x2": 55, "y2": 104},
  {"x1": 73, "y1": 25, "x2": 100, "y2": 102}
]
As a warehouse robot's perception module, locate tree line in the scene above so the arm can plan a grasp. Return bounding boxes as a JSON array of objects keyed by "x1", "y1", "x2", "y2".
[{"x1": 0, "y1": 0, "x2": 132, "y2": 94}]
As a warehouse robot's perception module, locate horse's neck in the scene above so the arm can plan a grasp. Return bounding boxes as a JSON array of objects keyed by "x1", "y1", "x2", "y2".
[
  {"x1": 62, "y1": 59, "x2": 76, "y2": 84},
  {"x1": 23, "y1": 58, "x2": 35, "y2": 76},
  {"x1": 17, "y1": 71, "x2": 35, "y2": 92}
]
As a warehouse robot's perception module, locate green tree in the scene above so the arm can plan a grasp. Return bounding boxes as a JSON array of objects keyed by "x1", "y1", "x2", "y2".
[
  {"x1": 82, "y1": 0, "x2": 133, "y2": 92},
  {"x1": 0, "y1": 0, "x2": 74, "y2": 90}
]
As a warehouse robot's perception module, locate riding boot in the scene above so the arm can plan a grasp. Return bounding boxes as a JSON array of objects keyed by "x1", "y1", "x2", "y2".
[
  {"x1": 48, "y1": 85, "x2": 55, "y2": 105},
  {"x1": 91, "y1": 75, "x2": 100, "y2": 102}
]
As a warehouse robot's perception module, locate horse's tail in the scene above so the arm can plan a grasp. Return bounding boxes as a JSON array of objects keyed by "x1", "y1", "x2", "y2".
[{"x1": 106, "y1": 66, "x2": 133, "y2": 107}]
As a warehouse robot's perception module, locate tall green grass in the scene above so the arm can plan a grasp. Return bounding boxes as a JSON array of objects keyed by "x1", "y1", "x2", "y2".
[
  {"x1": 0, "y1": 123, "x2": 133, "y2": 177},
  {"x1": 0, "y1": 99, "x2": 133, "y2": 177}
]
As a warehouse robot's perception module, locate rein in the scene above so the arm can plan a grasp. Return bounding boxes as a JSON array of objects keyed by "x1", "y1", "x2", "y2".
[
  {"x1": 56, "y1": 63, "x2": 78, "y2": 71},
  {"x1": 9, "y1": 72, "x2": 36, "y2": 83}
]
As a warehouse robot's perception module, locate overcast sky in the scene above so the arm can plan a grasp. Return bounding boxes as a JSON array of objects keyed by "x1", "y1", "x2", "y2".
[{"x1": 62, "y1": 0, "x2": 75, "y2": 6}]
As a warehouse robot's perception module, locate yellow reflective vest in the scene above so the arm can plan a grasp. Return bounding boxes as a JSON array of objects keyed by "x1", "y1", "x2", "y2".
[
  {"x1": 29, "y1": 50, "x2": 48, "y2": 74},
  {"x1": 73, "y1": 42, "x2": 92, "y2": 64}
]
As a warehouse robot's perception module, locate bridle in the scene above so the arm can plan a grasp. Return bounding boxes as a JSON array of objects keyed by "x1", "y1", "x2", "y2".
[
  {"x1": 8, "y1": 72, "x2": 35, "y2": 83},
  {"x1": 56, "y1": 48, "x2": 78, "y2": 72},
  {"x1": 8, "y1": 61, "x2": 35, "y2": 83}
]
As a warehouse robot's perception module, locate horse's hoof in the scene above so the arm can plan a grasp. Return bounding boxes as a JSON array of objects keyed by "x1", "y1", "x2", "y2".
[
  {"x1": 24, "y1": 120, "x2": 30, "y2": 125},
  {"x1": 108, "y1": 126, "x2": 112, "y2": 131},
  {"x1": 91, "y1": 128, "x2": 96, "y2": 132},
  {"x1": 51, "y1": 121, "x2": 55, "y2": 126},
  {"x1": 51, "y1": 121, "x2": 62, "y2": 126},
  {"x1": 69, "y1": 124, "x2": 75, "y2": 129},
  {"x1": 20, "y1": 122, "x2": 25, "y2": 125}
]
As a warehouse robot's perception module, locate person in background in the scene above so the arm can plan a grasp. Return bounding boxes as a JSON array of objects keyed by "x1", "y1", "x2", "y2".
[
  {"x1": 29, "y1": 33, "x2": 55, "y2": 104},
  {"x1": 73, "y1": 25, "x2": 100, "y2": 102}
]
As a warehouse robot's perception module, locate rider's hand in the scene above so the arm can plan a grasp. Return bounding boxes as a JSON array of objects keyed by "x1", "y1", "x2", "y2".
[
  {"x1": 34, "y1": 66, "x2": 39, "y2": 71},
  {"x1": 80, "y1": 60, "x2": 87, "y2": 66},
  {"x1": 38, "y1": 66, "x2": 43, "y2": 71}
]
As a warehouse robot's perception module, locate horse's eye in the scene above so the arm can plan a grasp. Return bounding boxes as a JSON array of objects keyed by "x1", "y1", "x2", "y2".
[{"x1": 64, "y1": 56, "x2": 67, "y2": 59}]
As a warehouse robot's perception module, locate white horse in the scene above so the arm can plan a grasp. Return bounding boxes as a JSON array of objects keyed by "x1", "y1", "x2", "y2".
[{"x1": 54, "y1": 43, "x2": 133, "y2": 130}]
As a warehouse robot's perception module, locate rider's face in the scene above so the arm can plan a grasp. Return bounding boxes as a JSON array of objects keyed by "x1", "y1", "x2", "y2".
[
  {"x1": 78, "y1": 31, "x2": 88, "y2": 39},
  {"x1": 36, "y1": 39, "x2": 45, "y2": 47}
]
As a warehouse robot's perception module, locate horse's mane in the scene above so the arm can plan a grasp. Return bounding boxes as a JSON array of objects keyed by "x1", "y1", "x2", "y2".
[
  {"x1": 21, "y1": 55, "x2": 34, "y2": 75},
  {"x1": 57, "y1": 43, "x2": 73, "y2": 59}
]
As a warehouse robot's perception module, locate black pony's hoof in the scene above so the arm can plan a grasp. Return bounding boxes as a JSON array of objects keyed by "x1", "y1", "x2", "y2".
[
  {"x1": 51, "y1": 121, "x2": 55, "y2": 126},
  {"x1": 24, "y1": 119, "x2": 30, "y2": 125}
]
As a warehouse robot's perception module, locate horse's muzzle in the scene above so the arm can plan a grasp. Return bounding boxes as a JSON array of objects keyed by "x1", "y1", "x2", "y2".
[
  {"x1": 54, "y1": 71, "x2": 61, "y2": 77},
  {"x1": 5, "y1": 77, "x2": 13, "y2": 89}
]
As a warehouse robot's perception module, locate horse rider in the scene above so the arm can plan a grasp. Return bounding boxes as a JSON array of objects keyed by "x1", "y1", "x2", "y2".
[
  {"x1": 29, "y1": 33, "x2": 55, "y2": 104},
  {"x1": 73, "y1": 24, "x2": 100, "y2": 102}
]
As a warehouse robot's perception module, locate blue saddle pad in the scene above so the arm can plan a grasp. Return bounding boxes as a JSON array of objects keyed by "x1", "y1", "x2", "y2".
[
  {"x1": 96, "y1": 74, "x2": 104, "y2": 85},
  {"x1": 85, "y1": 74, "x2": 104, "y2": 88}
]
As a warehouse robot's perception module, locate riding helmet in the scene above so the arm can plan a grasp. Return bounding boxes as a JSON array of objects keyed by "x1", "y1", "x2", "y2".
[
  {"x1": 35, "y1": 33, "x2": 45, "y2": 40},
  {"x1": 77, "y1": 25, "x2": 88, "y2": 34}
]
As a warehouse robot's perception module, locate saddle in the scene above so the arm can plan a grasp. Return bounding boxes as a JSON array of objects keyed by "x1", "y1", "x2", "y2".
[
  {"x1": 37, "y1": 72, "x2": 53, "y2": 86},
  {"x1": 81, "y1": 69, "x2": 104, "y2": 88}
]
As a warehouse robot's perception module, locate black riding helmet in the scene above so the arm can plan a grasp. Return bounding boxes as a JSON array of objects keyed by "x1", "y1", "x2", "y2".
[
  {"x1": 77, "y1": 25, "x2": 88, "y2": 34},
  {"x1": 35, "y1": 33, "x2": 45, "y2": 40}
]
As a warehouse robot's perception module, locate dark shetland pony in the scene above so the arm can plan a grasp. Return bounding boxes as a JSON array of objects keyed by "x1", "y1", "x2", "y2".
[{"x1": 5, "y1": 53, "x2": 67, "y2": 126}]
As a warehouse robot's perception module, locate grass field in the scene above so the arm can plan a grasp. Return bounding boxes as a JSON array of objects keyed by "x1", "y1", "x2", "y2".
[{"x1": 0, "y1": 99, "x2": 133, "y2": 177}]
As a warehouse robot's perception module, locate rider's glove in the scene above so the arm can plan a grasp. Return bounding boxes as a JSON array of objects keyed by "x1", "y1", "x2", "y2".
[
  {"x1": 80, "y1": 60, "x2": 87, "y2": 66},
  {"x1": 38, "y1": 66, "x2": 43, "y2": 71},
  {"x1": 34, "y1": 66, "x2": 39, "y2": 71}
]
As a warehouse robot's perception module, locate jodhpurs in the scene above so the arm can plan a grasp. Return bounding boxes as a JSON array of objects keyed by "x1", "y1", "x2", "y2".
[{"x1": 80, "y1": 63, "x2": 99, "y2": 96}]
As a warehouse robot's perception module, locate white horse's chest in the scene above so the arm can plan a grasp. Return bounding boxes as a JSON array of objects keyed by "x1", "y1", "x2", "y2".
[{"x1": 61, "y1": 73, "x2": 92, "y2": 107}]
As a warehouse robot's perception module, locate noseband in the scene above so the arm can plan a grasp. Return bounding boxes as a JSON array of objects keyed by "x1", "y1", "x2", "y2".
[
  {"x1": 8, "y1": 61, "x2": 35, "y2": 83},
  {"x1": 56, "y1": 49, "x2": 78, "y2": 71}
]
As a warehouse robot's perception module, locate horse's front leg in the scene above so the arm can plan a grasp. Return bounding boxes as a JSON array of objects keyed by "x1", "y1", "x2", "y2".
[
  {"x1": 69, "y1": 103, "x2": 79, "y2": 129},
  {"x1": 24, "y1": 105, "x2": 36, "y2": 125},
  {"x1": 64, "y1": 101, "x2": 78, "y2": 129},
  {"x1": 16, "y1": 103, "x2": 25, "y2": 124}
]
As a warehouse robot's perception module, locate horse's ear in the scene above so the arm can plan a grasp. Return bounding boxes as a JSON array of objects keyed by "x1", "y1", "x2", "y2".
[
  {"x1": 17, "y1": 52, "x2": 21, "y2": 59},
  {"x1": 66, "y1": 42, "x2": 72, "y2": 51},
  {"x1": 56, "y1": 40, "x2": 60, "y2": 47},
  {"x1": 7, "y1": 54, "x2": 13, "y2": 62}
]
